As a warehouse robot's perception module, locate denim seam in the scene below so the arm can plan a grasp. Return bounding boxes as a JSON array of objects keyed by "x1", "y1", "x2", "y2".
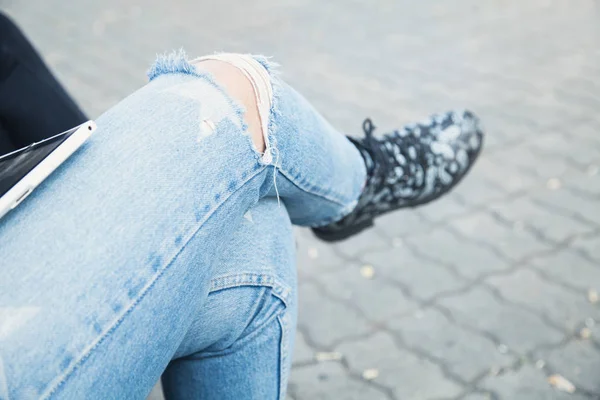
[
  {"x1": 277, "y1": 312, "x2": 290, "y2": 400},
  {"x1": 41, "y1": 166, "x2": 267, "y2": 400},
  {"x1": 209, "y1": 272, "x2": 292, "y2": 307}
]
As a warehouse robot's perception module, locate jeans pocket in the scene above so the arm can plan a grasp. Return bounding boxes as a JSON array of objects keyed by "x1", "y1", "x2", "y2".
[
  {"x1": 173, "y1": 273, "x2": 293, "y2": 358},
  {"x1": 165, "y1": 277, "x2": 295, "y2": 400},
  {"x1": 202, "y1": 274, "x2": 291, "y2": 355},
  {"x1": 227, "y1": 285, "x2": 288, "y2": 351}
]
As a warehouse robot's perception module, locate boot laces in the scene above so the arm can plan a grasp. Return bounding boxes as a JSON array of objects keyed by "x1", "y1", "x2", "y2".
[{"x1": 361, "y1": 118, "x2": 426, "y2": 194}]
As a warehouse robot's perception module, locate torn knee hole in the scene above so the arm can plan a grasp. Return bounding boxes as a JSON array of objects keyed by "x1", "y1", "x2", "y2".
[{"x1": 193, "y1": 59, "x2": 269, "y2": 155}]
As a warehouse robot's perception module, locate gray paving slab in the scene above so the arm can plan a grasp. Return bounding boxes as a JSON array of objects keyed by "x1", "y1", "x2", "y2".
[
  {"x1": 536, "y1": 339, "x2": 600, "y2": 395},
  {"x1": 386, "y1": 308, "x2": 515, "y2": 383},
  {"x1": 488, "y1": 196, "x2": 596, "y2": 244},
  {"x1": 405, "y1": 227, "x2": 513, "y2": 280},
  {"x1": 439, "y1": 287, "x2": 565, "y2": 354},
  {"x1": 289, "y1": 362, "x2": 389, "y2": 400},
  {"x1": 446, "y1": 211, "x2": 552, "y2": 262},
  {"x1": 311, "y1": 264, "x2": 420, "y2": 323},
  {"x1": 361, "y1": 244, "x2": 469, "y2": 301},
  {"x1": 480, "y1": 365, "x2": 590, "y2": 400},
  {"x1": 486, "y1": 269, "x2": 600, "y2": 332},
  {"x1": 461, "y1": 394, "x2": 492, "y2": 400},
  {"x1": 336, "y1": 331, "x2": 464, "y2": 399},
  {"x1": 297, "y1": 282, "x2": 373, "y2": 349},
  {"x1": 529, "y1": 250, "x2": 600, "y2": 293}
]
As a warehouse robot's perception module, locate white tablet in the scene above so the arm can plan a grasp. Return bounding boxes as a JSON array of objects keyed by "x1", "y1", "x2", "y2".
[{"x1": 0, "y1": 120, "x2": 96, "y2": 220}]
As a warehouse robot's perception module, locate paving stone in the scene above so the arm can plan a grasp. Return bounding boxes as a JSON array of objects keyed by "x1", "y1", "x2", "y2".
[
  {"x1": 415, "y1": 197, "x2": 470, "y2": 223},
  {"x1": 439, "y1": 287, "x2": 564, "y2": 353},
  {"x1": 297, "y1": 283, "x2": 372, "y2": 348},
  {"x1": 461, "y1": 394, "x2": 492, "y2": 400},
  {"x1": 529, "y1": 250, "x2": 600, "y2": 292},
  {"x1": 337, "y1": 332, "x2": 463, "y2": 399},
  {"x1": 387, "y1": 308, "x2": 515, "y2": 382},
  {"x1": 450, "y1": 172, "x2": 507, "y2": 207},
  {"x1": 474, "y1": 157, "x2": 542, "y2": 194},
  {"x1": 292, "y1": 331, "x2": 315, "y2": 366},
  {"x1": 289, "y1": 362, "x2": 389, "y2": 400},
  {"x1": 571, "y1": 235, "x2": 600, "y2": 262},
  {"x1": 476, "y1": 109, "x2": 539, "y2": 146},
  {"x1": 537, "y1": 340, "x2": 600, "y2": 395},
  {"x1": 529, "y1": 133, "x2": 600, "y2": 168},
  {"x1": 313, "y1": 264, "x2": 419, "y2": 322},
  {"x1": 499, "y1": 89, "x2": 591, "y2": 128},
  {"x1": 564, "y1": 171, "x2": 600, "y2": 198},
  {"x1": 448, "y1": 211, "x2": 551, "y2": 262},
  {"x1": 406, "y1": 227, "x2": 512, "y2": 279},
  {"x1": 531, "y1": 186, "x2": 600, "y2": 226},
  {"x1": 528, "y1": 130, "x2": 600, "y2": 167},
  {"x1": 362, "y1": 245, "x2": 468, "y2": 301},
  {"x1": 487, "y1": 269, "x2": 600, "y2": 332},
  {"x1": 488, "y1": 196, "x2": 595, "y2": 243},
  {"x1": 375, "y1": 209, "x2": 434, "y2": 238},
  {"x1": 333, "y1": 228, "x2": 390, "y2": 260},
  {"x1": 588, "y1": 323, "x2": 599, "y2": 343},
  {"x1": 567, "y1": 121, "x2": 600, "y2": 147},
  {"x1": 489, "y1": 144, "x2": 580, "y2": 180},
  {"x1": 480, "y1": 365, "x2": 589, "y2": 400},
  {"x1": 295, "y1": 228, "x2": 346, "y2": 279}
]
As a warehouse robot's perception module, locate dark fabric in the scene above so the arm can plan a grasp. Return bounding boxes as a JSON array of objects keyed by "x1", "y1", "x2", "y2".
[
  {"x1": 0, "y1": 12, "x2": 87, "y2": 155},
  {"x1": 0, "y1": 119, "x2": 17, "y2": 155}
]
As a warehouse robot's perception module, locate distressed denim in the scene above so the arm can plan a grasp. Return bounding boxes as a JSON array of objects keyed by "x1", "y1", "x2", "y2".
[{"x1": 0, "y1": 52, "x2": 365, "y2": 399}]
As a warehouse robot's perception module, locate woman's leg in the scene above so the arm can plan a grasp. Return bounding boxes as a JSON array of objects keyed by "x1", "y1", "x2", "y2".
[
  {"x1": 0, "y1": 52, "x2": 364, "y2": 399},
  {"x1": 161, "y1": 198, "x2": 296, "y2": 400},
  {"x1": 0, "y1": 50, "x2": 482, "y2": 399},
  {"x1": 0, "y1": 12, "x2": 87, "y2": 147}
]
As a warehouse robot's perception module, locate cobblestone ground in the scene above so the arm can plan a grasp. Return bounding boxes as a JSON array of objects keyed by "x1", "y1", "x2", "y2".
[{"x1": 3, "y1": 0, "x2": 600, "y2": 398}]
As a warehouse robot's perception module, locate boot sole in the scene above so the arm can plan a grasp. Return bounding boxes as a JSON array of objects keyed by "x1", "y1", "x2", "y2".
[{"x1": 312, "y1": 218, "x2": 374, "y2": 242}]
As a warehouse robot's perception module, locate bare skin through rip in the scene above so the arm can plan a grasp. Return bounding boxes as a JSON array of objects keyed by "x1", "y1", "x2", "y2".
[{"x1": 193, "y1": 60, "x2": 266, "y2": 153}]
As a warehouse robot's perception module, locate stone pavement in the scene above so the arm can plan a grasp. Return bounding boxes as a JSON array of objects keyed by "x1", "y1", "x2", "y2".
[{"x1": 3, "y1": 0, "x2": 600, "y2": 398}]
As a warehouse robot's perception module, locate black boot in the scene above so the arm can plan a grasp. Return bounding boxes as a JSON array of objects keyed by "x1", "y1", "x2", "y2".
[{"x1": 312, "y1": 110, "x2": 484, "y2": 242}]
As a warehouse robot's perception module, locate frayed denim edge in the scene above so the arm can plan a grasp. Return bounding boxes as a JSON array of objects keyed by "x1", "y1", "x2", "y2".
[
  {"x1": 253, "y1": 54, "x2": 364, "y2": 214},
  {"x1": 252, "y1": 55, "x2": 282, "y2": 169},
  {"x1": 148, "y1": 51, "x2": 361, "y2": 215},
  {"x1": 147, "y1": 49, "x2": 250, "y2": 140}
]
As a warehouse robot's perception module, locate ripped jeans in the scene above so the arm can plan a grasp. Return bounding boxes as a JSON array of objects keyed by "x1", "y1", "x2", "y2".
[{"x1": 0, "y1": 52, "x2": 366, "y2": 400}]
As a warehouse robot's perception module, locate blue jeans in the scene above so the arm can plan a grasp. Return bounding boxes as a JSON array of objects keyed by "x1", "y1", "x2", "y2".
[{"x1": 0, "y1": 53, "x2": 365, "y2": 399}]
